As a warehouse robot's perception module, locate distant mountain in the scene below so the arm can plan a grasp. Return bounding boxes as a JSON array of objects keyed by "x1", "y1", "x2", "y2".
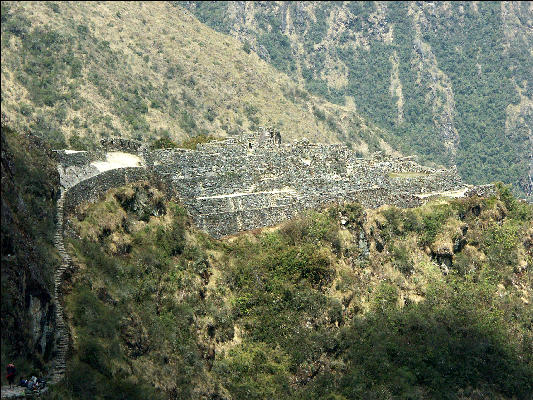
[
  {"x1": 185, "y1": 1, "x2": 532, "y2": 196},
  {"x1": 0, "y1": 1, "x2": 395, "y2": 156}
]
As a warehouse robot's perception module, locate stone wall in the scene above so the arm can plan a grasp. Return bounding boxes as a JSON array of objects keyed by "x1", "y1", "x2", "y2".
[
  {"x1": 52, "y1": 150, "x2": 102, "y2": 168},
  {"x1": 56, "y1": 130, "x2": 492, "y2": 238},
  {"x1": 101, "y1": 137, "x2": 143, "y2": 153},
  {"x1": 146, "y1": 135, "x2": 466, "y2": 237},
  {"x1": 64, "y1": 167, "x2": 149, "y2": 214},
  {"x1": 464, "y1": 184, "x2": 497, "y2": 198}
]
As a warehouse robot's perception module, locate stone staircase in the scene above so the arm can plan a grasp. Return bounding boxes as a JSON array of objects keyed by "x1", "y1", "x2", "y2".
[{"x1": 48, "y1": 191, "x2": 69, "y2": 384}]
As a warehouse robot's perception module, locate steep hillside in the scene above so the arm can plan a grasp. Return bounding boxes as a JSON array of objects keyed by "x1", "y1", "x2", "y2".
[
  {"x1": 1, "y1": 120, "x2": 60, "y2": 385},
  {"x1": 45, "y1": 180, "x2": 532, "y2": 399},
  {"x1": 185, "y1": 1, "x2": 532, "y2": 196},
  {"x1": 0, "y1": 1, "x2": 395, "y2": 155}
]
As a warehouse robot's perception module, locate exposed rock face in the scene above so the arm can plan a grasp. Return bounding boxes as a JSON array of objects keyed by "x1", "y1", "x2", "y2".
[
  {"x1": 56, "y1": 131, "x2": 490, "y2": 239},
  {"x1": 1, "y1": 126, "x2": 59, "y2": 375}
]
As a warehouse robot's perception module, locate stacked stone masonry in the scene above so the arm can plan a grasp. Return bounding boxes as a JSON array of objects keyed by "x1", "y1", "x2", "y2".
[{"x1": 56, "y1": 130, "x2": 490, "y2": 238}]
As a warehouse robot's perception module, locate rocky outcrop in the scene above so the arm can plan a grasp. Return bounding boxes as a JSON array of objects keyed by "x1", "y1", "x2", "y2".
[{"x1": 1, "y1": 126, "x2": 59, "y2": 396}]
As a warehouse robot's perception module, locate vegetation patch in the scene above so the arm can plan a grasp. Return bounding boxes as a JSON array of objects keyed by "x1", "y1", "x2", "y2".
[
  {"x1": 177, "y1": 134, "x2": 223, "y2": 150},
  {"x1": 44, "y1": 181, "x2": 532, "y2": 399}
]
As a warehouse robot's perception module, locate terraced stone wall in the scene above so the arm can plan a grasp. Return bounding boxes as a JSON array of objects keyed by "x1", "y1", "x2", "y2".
[
  {"x1": 63, "y1": 167, "x2": 149, "y2": 215},
  {"x1": 54, "y1": 133, "x2": 476, "y2": 238},
  {"x1": 147, "y1": 134, "x2": 464, "y2": 237}
]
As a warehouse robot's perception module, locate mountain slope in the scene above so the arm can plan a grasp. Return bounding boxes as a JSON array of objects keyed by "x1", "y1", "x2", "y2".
[
  {"x1": 1, "y1": 1, "x2": 394, "y2": 155},
  {"x1": 49, "y1": 180, "x2": 533, "y2": 399},
  {"x1": 1, "y1": 121, "x2": 60, "y2": 385},
  {"x1": 185, "y1": 1, "x2": 532, "y2": 195}
]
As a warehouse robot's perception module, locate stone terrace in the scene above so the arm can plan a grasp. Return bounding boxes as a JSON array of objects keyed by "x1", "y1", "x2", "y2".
[{"x1": 55, "y1": 130, "x2": 475, "y2": 238}]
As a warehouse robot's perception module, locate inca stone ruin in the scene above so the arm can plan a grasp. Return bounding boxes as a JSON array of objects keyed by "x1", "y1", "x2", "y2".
[{"x1": 55, "y1": 129, "x2": 494, "y2": 238}]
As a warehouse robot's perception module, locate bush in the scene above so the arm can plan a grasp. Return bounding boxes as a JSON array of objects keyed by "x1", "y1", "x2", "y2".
[
  {"x1": 482, "y1": 221, "x2": 520, "y2": 280},
  {"x1": 78, "y1": 337, "x2": 107, "y2": 374},
  {"x1": 214, "y1": 342, "x2": 291, "y2": 400},
  {"x1": 243, "y1": 40, "x2": 252, "y2": 54},
  {"x1": 390, "y1": 244, "x2": 412, "y2": 275},
  {"x1": 178, "y1": 110, "x2": 196, "y2": 133},
  {"x1": 156, "y1": 219, "x2": 186, "y2": 257},
  {"x1": 150, "y1": 136, "x2": 177, "y2": 150},
  {"x1": 204, "y1": 107, "x2": 217, "y2": 122},
  {"x1": 177, "y1": 134, "x2": 221, "y2": 150},
  {"x1": 419, "y1": 205, "x2": 452, "y2": 245},
  {"x1": 312, "y1": 106, "x2": 326, "y2": 121},
  {"x1": 341, "y1": 279, "x2": 533, "y2": 399},
  {"x1": 281, "y1": 211, "x2": 338, "y2": 246}
]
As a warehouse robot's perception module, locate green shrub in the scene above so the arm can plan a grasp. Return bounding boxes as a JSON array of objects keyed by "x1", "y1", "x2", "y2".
[
  {"x1": 340, "y1": 279, "x2": 533, "y2": 399},
  {"x1": 204, "y1": 107, "x2": 217, "y2": 122},
  {"x1": 155, "y1": 219, "x2": 186, "y2": 257},
  {"x1": 496, "y1": 182, "x2": 532, "y2": 221},
  {"x1": 402, "y1": 209, "x2": 422, "y2": 232},
  {"x1": 482, "y1": 221, "x2": 520, "y2": 281},
  {"x1": 419, "y1": 205, "x2": 452, "y2": 245},
  {"x1": 46, "y1": 2, "x2": 60, "y2": 13},
  {"x1": 78, "y1": 337, "x2": 108, "y2": 374},
  {"x1": 312, "y1": 106, "x2": 326, "y2": 121},
  {"x1": 390, "y1": 244, "x2": 412, "y2": 275},
  {"x1": 177, "y1": 134, "x2": 221, "y2": 150},
  {"x1": 281, "y1": 211, "x2": 338, "y2": 246},
  {"x1": 371, "y1": 282, "x2": 399, "y2": 313},
  {"x1": 178, "y1": 110, "x2": 197, "y2": 133},
  {"x1": 214, "y1": 342, "x2": 291, "y2": 400},
  {"x1": 150, "y1": 136, "x2": 177, "y2": 150},
  {"x1": 71, "y1": 286, "x2": 118, "y2": 338},
  {"x1": 243, "y1": 40, "x2": 251, "y2": 54}
]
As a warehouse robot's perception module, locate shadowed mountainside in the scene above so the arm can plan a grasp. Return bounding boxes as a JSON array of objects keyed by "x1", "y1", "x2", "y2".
[{"x1": 1, "y1": 121, "x2": 60, "y2": 387}]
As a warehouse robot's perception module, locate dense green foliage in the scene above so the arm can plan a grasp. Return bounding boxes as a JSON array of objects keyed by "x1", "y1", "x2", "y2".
[
  {"x1": 338, "y1": 280, "x2": 532, "y2": 399},
  {"x1": 176, "y1": 134, "x2": 223, "y2": 150},
  {"x1": 45, "y1": 181, "x2": 532, "y2": 399},
  {"x1": 419, "y1": 2, "x2": 528, "y2": 188},
  {"x1": 186, "y1": 1, "x2": 531, "y2": 195}
]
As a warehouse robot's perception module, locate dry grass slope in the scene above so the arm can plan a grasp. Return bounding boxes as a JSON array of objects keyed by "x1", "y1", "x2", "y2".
[{"x1": 1, "y1": 1, "x2": 394, "y2": 154}]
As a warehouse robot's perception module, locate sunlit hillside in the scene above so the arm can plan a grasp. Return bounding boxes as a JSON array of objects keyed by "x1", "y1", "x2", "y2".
[{"x1": 1, "y1": 1, "x2": 394, "y2": 155}]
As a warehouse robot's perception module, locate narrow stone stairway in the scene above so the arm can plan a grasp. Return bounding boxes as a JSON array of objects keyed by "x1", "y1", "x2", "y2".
[{"x1": 48, "y1": 190, "x2": 69, "y2": 385}]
